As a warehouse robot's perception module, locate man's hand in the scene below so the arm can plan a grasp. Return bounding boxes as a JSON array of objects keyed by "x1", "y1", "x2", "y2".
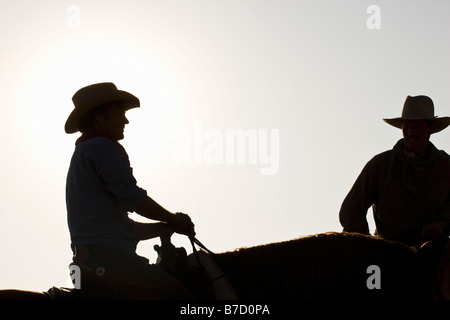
[
  {"x1": 168, "y1": 212, "x2": 196, "y2": 237},
  {"x1": 421, "y1": 219, "x2": 448, "y2": 241}
]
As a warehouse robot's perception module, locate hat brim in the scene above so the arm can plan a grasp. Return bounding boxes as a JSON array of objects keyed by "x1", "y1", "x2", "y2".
[
  {"x1": 383, "y1": 117, "x2": 450, "y2": 134},
  {"x1": 65, "y1": 90, "x2": 139, "y2": 134}
]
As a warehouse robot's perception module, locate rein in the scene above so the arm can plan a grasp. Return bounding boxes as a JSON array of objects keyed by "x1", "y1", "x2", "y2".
[
  {"x1": 189, "y1": 236, "x2": 231, "y2": 286},
  {"x1": 189, "y1": 236, "x2": 215, "y2": 270},
  {"x1": 190, "y1": 236, "x2": 215, "y2": 256}
]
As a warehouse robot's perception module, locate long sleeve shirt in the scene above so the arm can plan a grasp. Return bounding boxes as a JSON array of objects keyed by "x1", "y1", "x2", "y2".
[
  {"x1": 66, "y1": 137, "x2": 147, "y2": 254},
  {"x1": 339, "y1": 139, "x2": 450, "y2": 246}
]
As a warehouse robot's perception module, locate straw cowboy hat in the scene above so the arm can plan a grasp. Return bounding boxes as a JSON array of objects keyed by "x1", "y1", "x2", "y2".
[
  {"x1": 65, "y1": 82, "x2": 140, "y2": 134},
  {"x1": 383, "y1": 95, "x2": 450, "y2": 134}
]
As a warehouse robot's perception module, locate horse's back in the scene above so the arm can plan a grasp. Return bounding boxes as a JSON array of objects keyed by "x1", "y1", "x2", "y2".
[{"x1": 0, "y1": 289, "x2": 49, "y2": 300}]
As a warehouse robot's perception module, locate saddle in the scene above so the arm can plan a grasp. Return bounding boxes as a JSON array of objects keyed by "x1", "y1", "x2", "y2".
[{"x1": 154, "y1": 235, "x2": 238, "y2": 300}]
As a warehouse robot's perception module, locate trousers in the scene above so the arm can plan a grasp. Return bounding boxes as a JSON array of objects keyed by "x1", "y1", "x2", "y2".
[{"x1": 71, "y1": 244, "x2": 195, "y2": 300}]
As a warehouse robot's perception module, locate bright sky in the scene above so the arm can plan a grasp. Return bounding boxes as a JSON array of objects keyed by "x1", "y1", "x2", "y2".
[{"x1": 1, "y1": 0, "x2": 449, "y2": 292}]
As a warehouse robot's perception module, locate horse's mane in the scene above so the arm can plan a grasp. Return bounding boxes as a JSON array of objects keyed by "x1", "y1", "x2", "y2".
[{"x1": 213, "y1": 232, "x2": 433, "y2": 299}]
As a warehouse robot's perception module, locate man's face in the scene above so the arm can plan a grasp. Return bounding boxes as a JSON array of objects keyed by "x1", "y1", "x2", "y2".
[
  {"x1": 402, "y1": 120, "x2": 433, "y2": 155},
  {"x1": 95, "y1": 104, "x2": 129, "y2": 140}
]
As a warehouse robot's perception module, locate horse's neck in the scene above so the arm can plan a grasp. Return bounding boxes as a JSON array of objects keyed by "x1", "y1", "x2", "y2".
[{"x1": 213, "y1": 242, "x2": 294, "y2": 299}]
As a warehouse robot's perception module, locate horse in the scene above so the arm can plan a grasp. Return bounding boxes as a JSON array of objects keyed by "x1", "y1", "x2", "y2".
[
  {"x1": 211, "y1": 232, "x2": 446, "y2": 300},
  {"x1": 0, "y1": 232, "x2": 447, "y2": 300}
]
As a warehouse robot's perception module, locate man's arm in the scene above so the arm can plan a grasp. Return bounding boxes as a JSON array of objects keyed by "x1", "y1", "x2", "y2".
[
  {"x1": 339, "y1": 158, "x2": 378, "y2": 234},
  {"x1": 421, "y1": 219, "x2": 449, "y2": 241},
  {"x1": 130, "y1": 221, "x2": 175, "y2": 241},
  {"x1": 422, "y1": 190, "x2": 450, "y2": 241},
  {"x1": 135, "y1": 196, "x2": 178, "y2": 223},
  {"x1": 89, "y1": 140, "x2": 195, "y2": 236},
  {"x1": 135, "y1": 196, "x2": 195, "y2": 236}
]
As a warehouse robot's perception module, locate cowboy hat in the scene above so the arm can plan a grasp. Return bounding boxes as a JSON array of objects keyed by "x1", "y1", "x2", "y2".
[
  {"x1": 65, "y1": 82, "x2": 140, "y2": 134},
  {"x1": 383, "y1": 95, "x2": 450, "y2": 134}
]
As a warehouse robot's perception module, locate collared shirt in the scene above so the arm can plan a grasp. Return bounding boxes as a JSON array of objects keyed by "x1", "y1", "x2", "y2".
[
  {"x1": 66, "y1": 137, "x2": 147, "y2": 254},
  {"x1": 339, "y1": 139, "x2": 450, "y2": 246}
]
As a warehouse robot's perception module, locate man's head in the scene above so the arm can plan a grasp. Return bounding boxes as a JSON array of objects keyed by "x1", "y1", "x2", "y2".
[
  {"x1": 383, "y1": 95, "x2": 450, "y2": 155},
  {"x1": 65, "y1": 82, "x2": 139, "y2": 135},
  {"x1": 402, "y1": 119, "x2": 434, "y2": 155},
  {"x1": 78, "y1": 101, "x2": 129, "y2": 140}
]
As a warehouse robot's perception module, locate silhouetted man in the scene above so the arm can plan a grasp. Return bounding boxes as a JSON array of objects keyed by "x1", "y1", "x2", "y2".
[
  {"x1": 65, "y1": 82, "x2": 196, "y2": 299},
  {"x1": 339, "y1": 95, "x2": 450, "y2": 246}
]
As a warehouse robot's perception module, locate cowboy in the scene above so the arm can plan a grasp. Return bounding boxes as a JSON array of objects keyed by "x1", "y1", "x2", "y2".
[
  {"x1": 339, "y1": 95, "x2": 450, "y2": 246},
  {"x1": 65, "y1": 82, "x2": 196, "y2": 299}
]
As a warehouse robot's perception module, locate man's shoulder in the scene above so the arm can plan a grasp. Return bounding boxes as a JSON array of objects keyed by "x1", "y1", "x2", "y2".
[
  {"x1": 369, "y1": 149, "x2": 393, "y2": 163},
  {"x1": 78, "y1": 137, "x2": 122, "y2": 150},
  {"x1": 434, "y1": 148, "x2": 450, "y2": 167},
  {"x1": 77, "y1": 137, "x2": 126, "y2": 158},
  {"x1": 79, "y1": 136, "x2": 115, "y2": 146},
  {"x1": 435, "y1": 147, "x2": 450, "y2": 159}
]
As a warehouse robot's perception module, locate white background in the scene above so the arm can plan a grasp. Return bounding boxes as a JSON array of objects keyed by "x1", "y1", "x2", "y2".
[{"x1": 1, "y1": 0, "x2": 449, "y2": 291}]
